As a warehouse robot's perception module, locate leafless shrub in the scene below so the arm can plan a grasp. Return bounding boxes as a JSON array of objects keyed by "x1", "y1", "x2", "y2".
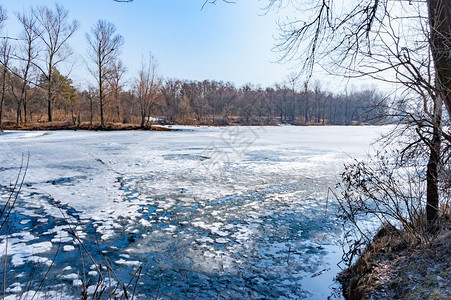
[{"x1": 336, "y1": 123, "x2": 450, "y2": 268}]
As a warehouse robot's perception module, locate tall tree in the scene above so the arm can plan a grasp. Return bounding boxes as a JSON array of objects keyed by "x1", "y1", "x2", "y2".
[
  {"x1": 86, "y1": 19, "x2": 124, "y2": 129},
  {"x1": 428, "y1": 0, "x2": 451, "y2": 116},
  {"x1": 14, "y1": 9, "x2": 40, "y2": 124},
  {"x1": 33, "y1": 4, "x2": 79, "y2": 122},
  {"x1": 426, "y1": 0, "x2": 450, "y2": 229},
  {"x1": 108, "y1": 59, "x2": 127, "y2": 122},
  {"x1": 135, "y1": 53, "x2": 159, "y2": 127},
  {"x1": 0, "y1": 6, "x2": 9, "y2": 130}
]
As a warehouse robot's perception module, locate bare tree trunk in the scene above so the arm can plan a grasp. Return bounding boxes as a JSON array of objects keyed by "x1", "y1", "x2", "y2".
[
  {"x1": 90, "y1": 98, "x2": 93, "y2": 126},
  {"x1": 0, "y1": 66, "x2": 6, "y2": 131},
  {"x1": 23, "y1": 100, "x2": 27, "y2": 123},
  {"x1": 426, "y1": 128, "x2": 441, "y2": 232},
  {"x1": 99, "y1": 59, "x2": 105, "y2": 129},
  {"x1": 426, "y1": 91, "x2": 443, "y2": 232},
  {"x1": 77, "y1": 107, "x2": 81, "y2": 127},
  {"x1": 428, "y1": 0, "x2": 451, "y2": 117},
  {"x1": 426, "y1": 0, "x2": 449, "y2": 231},
  {"x1": 16, "y1": 102, "x2": 22, "y2": 125},
  {"x1": 70, "y1": 99, "x2": 75, "y2": 125},
  {"x1": 100, "y1": 87, "x2": 105, "y2": 129},
  {"x1": 0, "y1": 40, "x2": 11, "y2": 130},
  {"x1": 140, "y1": 106, "x2": 146, "y2": 127},
  {"x1": 116, "y1": 104, "x2": 120, "y2": 122},
  {"x1": 47, "y1": 75, "x2": 52, "y2": 122}
]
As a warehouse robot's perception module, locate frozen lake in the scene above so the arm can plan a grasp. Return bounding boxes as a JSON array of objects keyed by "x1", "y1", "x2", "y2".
[{"x1": 0, "y1": 126, "x2": 389, "y2": 299}]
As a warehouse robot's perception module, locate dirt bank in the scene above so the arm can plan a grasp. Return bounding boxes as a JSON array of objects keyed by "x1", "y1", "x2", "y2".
[
  {"x1": 0, "y1": 122, "x2": 176, "y2": 131},
  {"x1": 338, "y1": 223, "x2": 450, "y2": 299}
]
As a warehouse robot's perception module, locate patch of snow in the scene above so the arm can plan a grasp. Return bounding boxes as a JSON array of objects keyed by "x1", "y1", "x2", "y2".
[
  {"x1": 5, "y1": 282, "x2": 22, "y2": 294},
  {"x1": 115, "y1": 259, "x2": 141, "y2": 267},
  {"x1": 72, "y1": 279, "x2": 83, "y2": 287},
  {"x1": 63, "y1": 245, "x2": 75, "y2": 252},
  {"x1": 61, "y1": 273, "x2": 78, "y2": 281},
  {"x1": 19, "y1": 219, "x2": 31, "y2": 225},
  {"x1": 88, "y1": 271, "x2": 97, "y2": 277}
]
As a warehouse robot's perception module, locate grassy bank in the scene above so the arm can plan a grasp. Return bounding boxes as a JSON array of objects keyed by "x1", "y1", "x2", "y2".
[
  {"x1": 0, "y1": 121, "x2": 176, "y2": 131},
  {"x1": 338, "y1": 219, "x2": 451, "y2": 300}
]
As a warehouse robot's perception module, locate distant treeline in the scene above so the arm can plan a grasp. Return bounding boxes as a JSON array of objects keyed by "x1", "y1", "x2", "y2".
[
  {"x1": 0, "y1": 72, "x2": 388, "y2": 127},
  {"x1": 0, "y1": 4, "x2": 388, "y2": 129}
]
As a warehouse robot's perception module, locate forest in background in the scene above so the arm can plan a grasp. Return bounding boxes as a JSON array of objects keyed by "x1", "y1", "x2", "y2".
[
  {"x1": 0, "y1": 4, "x2": 388, "y2": 129},
  {"x1": 1, "y1": 74, "x2": 388, "y2": 127}
]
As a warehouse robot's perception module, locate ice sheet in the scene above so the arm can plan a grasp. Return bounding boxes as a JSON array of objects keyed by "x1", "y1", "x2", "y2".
[{"x1": 0, "y1": 126, "x2": 390, "y2": 299}]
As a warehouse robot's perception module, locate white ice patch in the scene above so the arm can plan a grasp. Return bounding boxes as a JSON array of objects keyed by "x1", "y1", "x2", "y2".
[
  {"x1": 88, "y1": 271, "x2": 98, "y2": 277},
  {"x1": 19, "y1": 219, "x2": 31, "y2": 225},
  {"x1": 0, "y1": 240, "x2": 53, "y2": 267},
  {"x1": 115, "y1": 259, "x2": 141, "y2": 267},
  {"x1": 61, "y1": 273, "x2": 79, "y2": 281},
  {"x1": 5, "y1": 282, "x2": 22, "y2": 294},
  {"x1": 63, "y1": 245, "x2": 75, "y2": 252},
  {"x1": 28, "y1": 256, "x2": 52, "y2": 266},
  {"x1": 72, "y1": 279, "x2": 83, "y2": 287}
]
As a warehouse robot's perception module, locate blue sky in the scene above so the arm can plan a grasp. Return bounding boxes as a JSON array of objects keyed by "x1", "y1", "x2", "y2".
[{"x1": 1, "y1": 0, "x2": 301, "y2": 89}]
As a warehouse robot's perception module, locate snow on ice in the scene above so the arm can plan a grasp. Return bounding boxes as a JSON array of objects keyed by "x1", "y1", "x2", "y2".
[{"x1": 0, "y1": 126, "x2": 390, "y2": 299}]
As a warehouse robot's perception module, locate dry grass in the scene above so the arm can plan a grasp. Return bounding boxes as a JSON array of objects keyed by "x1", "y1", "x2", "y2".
[
  {"x1": 1, "y1": 121, "x2": 176, "y2": 131},
  {"x1": 338, "y1": 211, "x2": 451, "y2": 300}
]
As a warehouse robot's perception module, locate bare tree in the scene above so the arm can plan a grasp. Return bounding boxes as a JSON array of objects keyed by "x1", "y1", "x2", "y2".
[
  {"x1": 107, "y1": 59, "x2": 127, "y2": 123},
  {"x1": 135, "y1": 53, "x2": 160, "y2": 128},
  {"x1": 86, "y1": 19, "x2": 124, "y2": 129},
  {"x1": 0, "y1": 40, "x2": 11, "y2": 130},
  {"x1": 428, "y1": 0, "x2": 451, "y2": 116},
  {"x1": 14, "y1": 9, "x2": 40, "y2": 124},
  {"x1": 33, "y1": 4, "x2": 79, "y2": 122},
  {"x1": 0, "y1": 6, "x2": 9, "y2": 130}
]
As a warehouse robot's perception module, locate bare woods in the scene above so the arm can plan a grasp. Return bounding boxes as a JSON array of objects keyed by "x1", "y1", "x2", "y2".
[{"x1": 0, "y1": 4, "x2": 387, "y2": 130}]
